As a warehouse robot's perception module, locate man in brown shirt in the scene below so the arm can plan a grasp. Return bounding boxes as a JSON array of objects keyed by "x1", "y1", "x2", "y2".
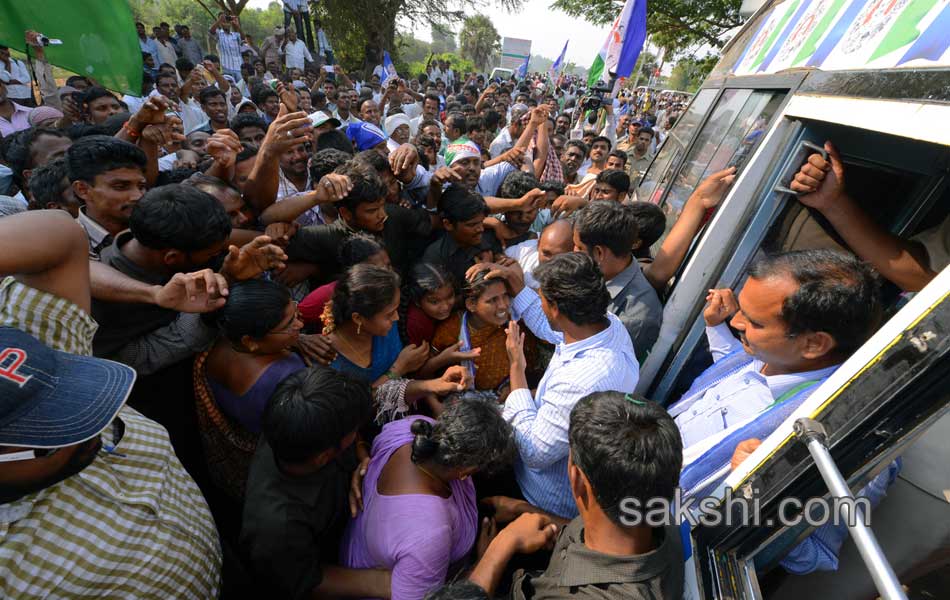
[{"x1": 465, "y1": 391, "x2": 685, "y2": 600}]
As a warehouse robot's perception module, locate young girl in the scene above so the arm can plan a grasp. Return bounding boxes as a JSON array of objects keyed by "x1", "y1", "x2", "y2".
[
  {"x1": 404, "y1": 263, "x2": 484, "y2": 381},
  {"x1": 430, "y1": 269, "x2": 537, "y2": 399}
]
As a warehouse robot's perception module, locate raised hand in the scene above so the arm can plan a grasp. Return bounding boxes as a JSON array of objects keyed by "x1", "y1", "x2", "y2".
[
  {"x1": 220, "y1": 235, "x2": 288, "y2": 282},
  {"x1": 505, "y1": 320, "x2": 526, "y2": 370},
  {"x1": 315, "y1": 173, "x2": 353, "y2": 203},
  {"x1": 205, "y1": 129, "x2": 243, "y2": 169},
  {"x1": 155, "y1": 269, "x2": 229, "y2": 312},
  {"x1": 261, "y1": 103, "x2": 313, "y2": 154},
  {"x1": 392, "y1": 341, "x2": 430, "y2": 376},
  {"x1": 692, "y1": 166, "x2": 737, "y2": 209},
  {"x1": 703, "y1": 288, "x2": 739, "y2": 327},
  {"x1": 790, "y1": 141, "x2": 846, "y2": 213}
]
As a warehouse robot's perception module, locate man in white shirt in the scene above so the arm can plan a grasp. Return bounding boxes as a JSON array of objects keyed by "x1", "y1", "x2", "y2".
[
  {"x1": 504, "y1": 219, "x2": 574, "y2": 291},
  {"x1": 489, "y1": 104, "x2": 528, "y2": 158},
  {"x1": 154, "y1": 28, "x2": 178, "y2": 67},
  {"x1": 0, "y1": 45, "x2": 33, "y2": 106},
  {"x1": 409, "y1": 92, "x2": 442, "y2": 136},
  {"x1": 494, "y1": 252, "x2": 639, "y2": 519},
  {"x1": 209, "y1": 12, "x2": 244, "y2": 82},
  {"x1": 281, "y1": 28, "x2": 312, "y2": 71}
]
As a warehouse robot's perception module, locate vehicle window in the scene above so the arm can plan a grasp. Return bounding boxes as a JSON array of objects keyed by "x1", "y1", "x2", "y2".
[{"x1": 638, "y1": 88, "x2": 716, "y2": 204}]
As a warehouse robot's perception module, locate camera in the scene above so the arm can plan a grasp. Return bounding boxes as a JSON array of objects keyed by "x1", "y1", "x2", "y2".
[
  {"x1": 581, "y1": 84, "x2": 612, "y2": 111},
  {"x1": 36, "y1": 33, "x2": 63, "y2": 46}
]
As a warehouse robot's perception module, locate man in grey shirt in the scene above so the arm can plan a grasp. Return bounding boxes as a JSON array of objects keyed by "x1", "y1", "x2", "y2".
[{"x1": 572, "y1": 201, "x2": 662, "y2": 362}]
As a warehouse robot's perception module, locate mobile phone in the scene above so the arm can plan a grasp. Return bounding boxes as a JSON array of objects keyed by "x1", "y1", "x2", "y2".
[{"x1": 323, "y1": 65, "x2": 334, "y2": 73}]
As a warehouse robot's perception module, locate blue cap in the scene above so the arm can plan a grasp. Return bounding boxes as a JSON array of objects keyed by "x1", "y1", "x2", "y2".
[
  {"x1": 0, "y1": 328, "x2": 136, "y2": 448},
  {"x1": 345, "y1": 121, "x2": 387, "y2": 151}
]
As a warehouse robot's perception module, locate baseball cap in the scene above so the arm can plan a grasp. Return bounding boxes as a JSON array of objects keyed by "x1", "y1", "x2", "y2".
[
  {"x1": 0, "y1": 328, "x2": 136, "y2": 449},
  {"x1": 346, "y1": 121, "x2": 387, "y2": 151},
  {"x1": 309, "y1": 111, "x2": 341, "y2": 129}
]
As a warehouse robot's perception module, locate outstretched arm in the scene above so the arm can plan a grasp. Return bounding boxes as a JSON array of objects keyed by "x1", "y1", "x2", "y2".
[{"x1": 790, "y1": 141, "x2": 937, "y2": 292}]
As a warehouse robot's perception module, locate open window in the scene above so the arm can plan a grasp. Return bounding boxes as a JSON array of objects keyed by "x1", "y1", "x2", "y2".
[{"x1": 647, "y1": 110, "x2": 950, "y2": 404}]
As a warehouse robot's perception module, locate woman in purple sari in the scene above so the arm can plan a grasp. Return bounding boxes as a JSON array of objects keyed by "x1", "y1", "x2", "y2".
[{"x1": 341, "y1": 399, "x2": 515, "y2": 600}]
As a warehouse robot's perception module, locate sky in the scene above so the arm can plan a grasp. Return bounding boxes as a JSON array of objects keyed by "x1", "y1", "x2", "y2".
[{"x1": 245, "y1": 0, "x2": 616, "y2": 66}]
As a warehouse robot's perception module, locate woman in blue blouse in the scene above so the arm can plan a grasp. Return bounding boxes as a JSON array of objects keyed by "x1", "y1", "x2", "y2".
[{"x1": 322, "y1": 264, "x2": 429, "y2": 385}]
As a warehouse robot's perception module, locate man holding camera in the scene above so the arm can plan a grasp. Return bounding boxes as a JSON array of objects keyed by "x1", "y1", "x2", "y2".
[{"x1": 209, "y1": 12, "x2": 243, "y2": 83}]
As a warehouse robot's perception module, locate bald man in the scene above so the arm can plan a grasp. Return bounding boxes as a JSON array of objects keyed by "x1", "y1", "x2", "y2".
[{"x1": 505, "y1": 219, "x2": 574, "y2": 290}]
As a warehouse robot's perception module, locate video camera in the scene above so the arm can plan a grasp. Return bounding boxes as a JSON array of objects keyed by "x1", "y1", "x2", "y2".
[{"x1": 582, "y1": 83, "x2": 613, "y2": 112}]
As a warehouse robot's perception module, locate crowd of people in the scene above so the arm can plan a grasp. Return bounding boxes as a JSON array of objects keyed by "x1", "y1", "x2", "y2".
[{"x1": 0, "y1": 7, "x2": 945, "y2": 600}]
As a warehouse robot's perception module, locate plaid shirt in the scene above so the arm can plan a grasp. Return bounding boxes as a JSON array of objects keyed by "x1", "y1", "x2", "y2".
[{"x1": 0, "y1": 279, "x2": 222, "y2": 598}]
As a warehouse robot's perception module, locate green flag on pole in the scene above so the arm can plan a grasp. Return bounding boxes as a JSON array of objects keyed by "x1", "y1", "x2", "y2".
[{"x1": 0, "y1": 0, "x2": 143, "y2": 96}]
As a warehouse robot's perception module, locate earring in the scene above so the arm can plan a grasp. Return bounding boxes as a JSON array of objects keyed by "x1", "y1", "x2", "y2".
[{"x1": 357, "y1": 322, "x2": 362, "y2": 335}]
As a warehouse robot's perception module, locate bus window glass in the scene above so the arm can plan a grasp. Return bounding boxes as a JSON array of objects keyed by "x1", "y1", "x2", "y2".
[{"x1": 638, "y1": 88, "x2": 717, "y2": 203}]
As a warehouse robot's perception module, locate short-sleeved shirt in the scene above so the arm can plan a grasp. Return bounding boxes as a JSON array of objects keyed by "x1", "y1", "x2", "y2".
[
  {"x1": 477, "y1": 162, "x2": 517, "y2": 197},
  {"x1": 511, "y1": 519, "x2": 683, "y2": 600},
  {"x1": 241, "y1": 438, "x2": 356, "y2": 600},
  {"x1": 912, "y1": 216, "x2": 950, "y2": 272}
]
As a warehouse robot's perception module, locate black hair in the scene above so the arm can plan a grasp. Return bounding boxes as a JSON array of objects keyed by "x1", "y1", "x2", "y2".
[
  {"x1": 65, "y1": 135, "x2": 146, "y2": 184},
  {"x1": 564, "y1": 139, "x2": 588, "y2": 157},
  {"x1": 199, "y1": 86, "x2": 227, "y2": 105},
  {"x1": 355, "y1": 149, "x2": 391, "y2": 175},
  {"x1": 574, "y1": 201, "x2": 639, "y2": 257},
  {"x1": 129, "y1": 184, "x2": 232, "y2": 251},
  {"x1": 424, "y1": 581, "x2": 489, "y2": 600},
  {"x1": 628, "y1": 201, "x2": 665, "y2": 249},
  {"x1": 438, "y1": 185, "x2": 488, "y2": 224},
  {"x1": 338, "y1": 232, "x2": 386, "y2": 268},
  {"x1": 539, "y1": 180, "x2": 565, "y2": 196},
  {"x1": 497, "y1": 171, "x2": 539, "y2": 200},
  {"x1": 463, "y1": 268, "x2": 506, "y2": 304},
  {"x1": 81, "y1": 86, "x2": 116, "y2": 108},
  {"x1": 533, "y1": 252, "x2": 609, "y2": 326},
  {"x1": 444, "y1": 112, "x2": 466, "y2": 134},
  {"x1": 155, "y1": 71, "x2": 178, "y2": 86},
  {"x1": 310, "y1": 90, "x2": 326, "y2": 105},
  {"x1": 101, "y1": 112, "x2": 133, "y2": 136},
  {"x1": 409, "y1": 399, "x2": 515, "y2": 474},
  {"x1": 595, "y1": 169, "x2": 630, "y2": 195},
  {"x1": 465, "y1": 115, "x2": 484, "y2": 133},
  {"x1": 482, "y1": 110, "x2": 501, "y2": 131},
  {"x1": 230, "y1": 113, "x2": 267, "y2": 136},
  {"x1": 333, "y1": 160, "x2": 384, "y2": 213},
  {"x1": 263, "y1": 365, "x2": 373, "y2": 463},
  {"x1": 236, "y1": 143, "x2": 258, "y2": 164},
  {"x1": 460, "y1": 103, "x2": 476, "y2": 114},
  {"x1": 185, "y1": 171, "x2": 241, "y2": 195},
  {"x1": 211, "y1": 279, "x2": 291, "y2": 344},
  {"x1": 176, "y1": 57, "x2": 195, "y2": 72},
  {"x1": 5, "y1": 127, "x2": 70, "y2": 188},
  {"x1": 590, "y1": 135, "x2": 612, "y2": 151},
  {"x1": 65, "y1": 75, "x2": 89, "y2": 87},
  {"x1": 569, "y1": 392, "x2": 683, "y2": 526},
  {"x1": 747, "y1": 250, "x2": 882, "y2": 358},
  {"x1": 252, "y1": 86, "x2": 278, "y2": 107},
  {"x1": 423, "y1": 92, "x2": 441, "y2": 106},
  {"x1": 607, "y1": 149, "x2": 628, "y2": 166},
  {"x1": 203, "y1": 53, "x2": 220, "y2": 63},
  {"x1": 316, "y1": 129, "x2": 355, "y2": 154},
  {"x1": 413, "y1": 142, "x2": 431, "y2": 170},
  {"x1": 155, "y1": 167, "x2": 199, "y2": 186},
  {"x1": 417, "y1": 118, "x2": 441, "y2": 134},
  {"x1": 638, "y1": 127, "x2": 655, "y2": 138},
  {"x1": 309, "y1": 148, "x2": 352, "y2": 182},
  {"x1": 329, "y1": 263, "x2": 400, "y2": 330},
  {"x1": 27, "y1": 158, "x2": 70, "y2": 210}
]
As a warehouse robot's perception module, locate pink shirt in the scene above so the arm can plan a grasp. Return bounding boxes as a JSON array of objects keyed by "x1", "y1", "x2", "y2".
[{"x1": 0, "y1": 103, "x2": 31, "y2": 138}]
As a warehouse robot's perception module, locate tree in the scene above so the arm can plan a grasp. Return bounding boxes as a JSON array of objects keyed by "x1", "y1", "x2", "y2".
[
  {"x1": 127, "y1": 0, "x2": 281, "y2": 48},
  {"x1": 667, "y1": 54, "x2": 717, "y2": 92},
  {"x1": 430, "y1": 24, "x2": 457, "y2": 54},
  {"x1": 459, "y1": 15, "x2": 500, "y2": 71},
  {"x1": 550, "y1": 0, "x2": 742, "y2": 53},
  {"x1": 314, "y1": 0, "x2": 521, "y2": 77}
]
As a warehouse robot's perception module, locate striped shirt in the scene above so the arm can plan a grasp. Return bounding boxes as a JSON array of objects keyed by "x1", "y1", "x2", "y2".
[
  {"x1": 215, "y1": 29, "x2": 244, "y2": 71},
  {"x1": 0, "y1": 276, "x2": 98, "y2": 356},
  {"x1": 0, "y1": 280, "x2": 223, "y2": 598},
  {"x1": 505, "y1": 288, "x2": 639, "y2": 518}
]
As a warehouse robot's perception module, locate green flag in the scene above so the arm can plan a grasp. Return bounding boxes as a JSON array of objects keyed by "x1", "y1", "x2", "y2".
[{"x1": 0, "y1": 0, "x2": 143, "y2": 96}]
